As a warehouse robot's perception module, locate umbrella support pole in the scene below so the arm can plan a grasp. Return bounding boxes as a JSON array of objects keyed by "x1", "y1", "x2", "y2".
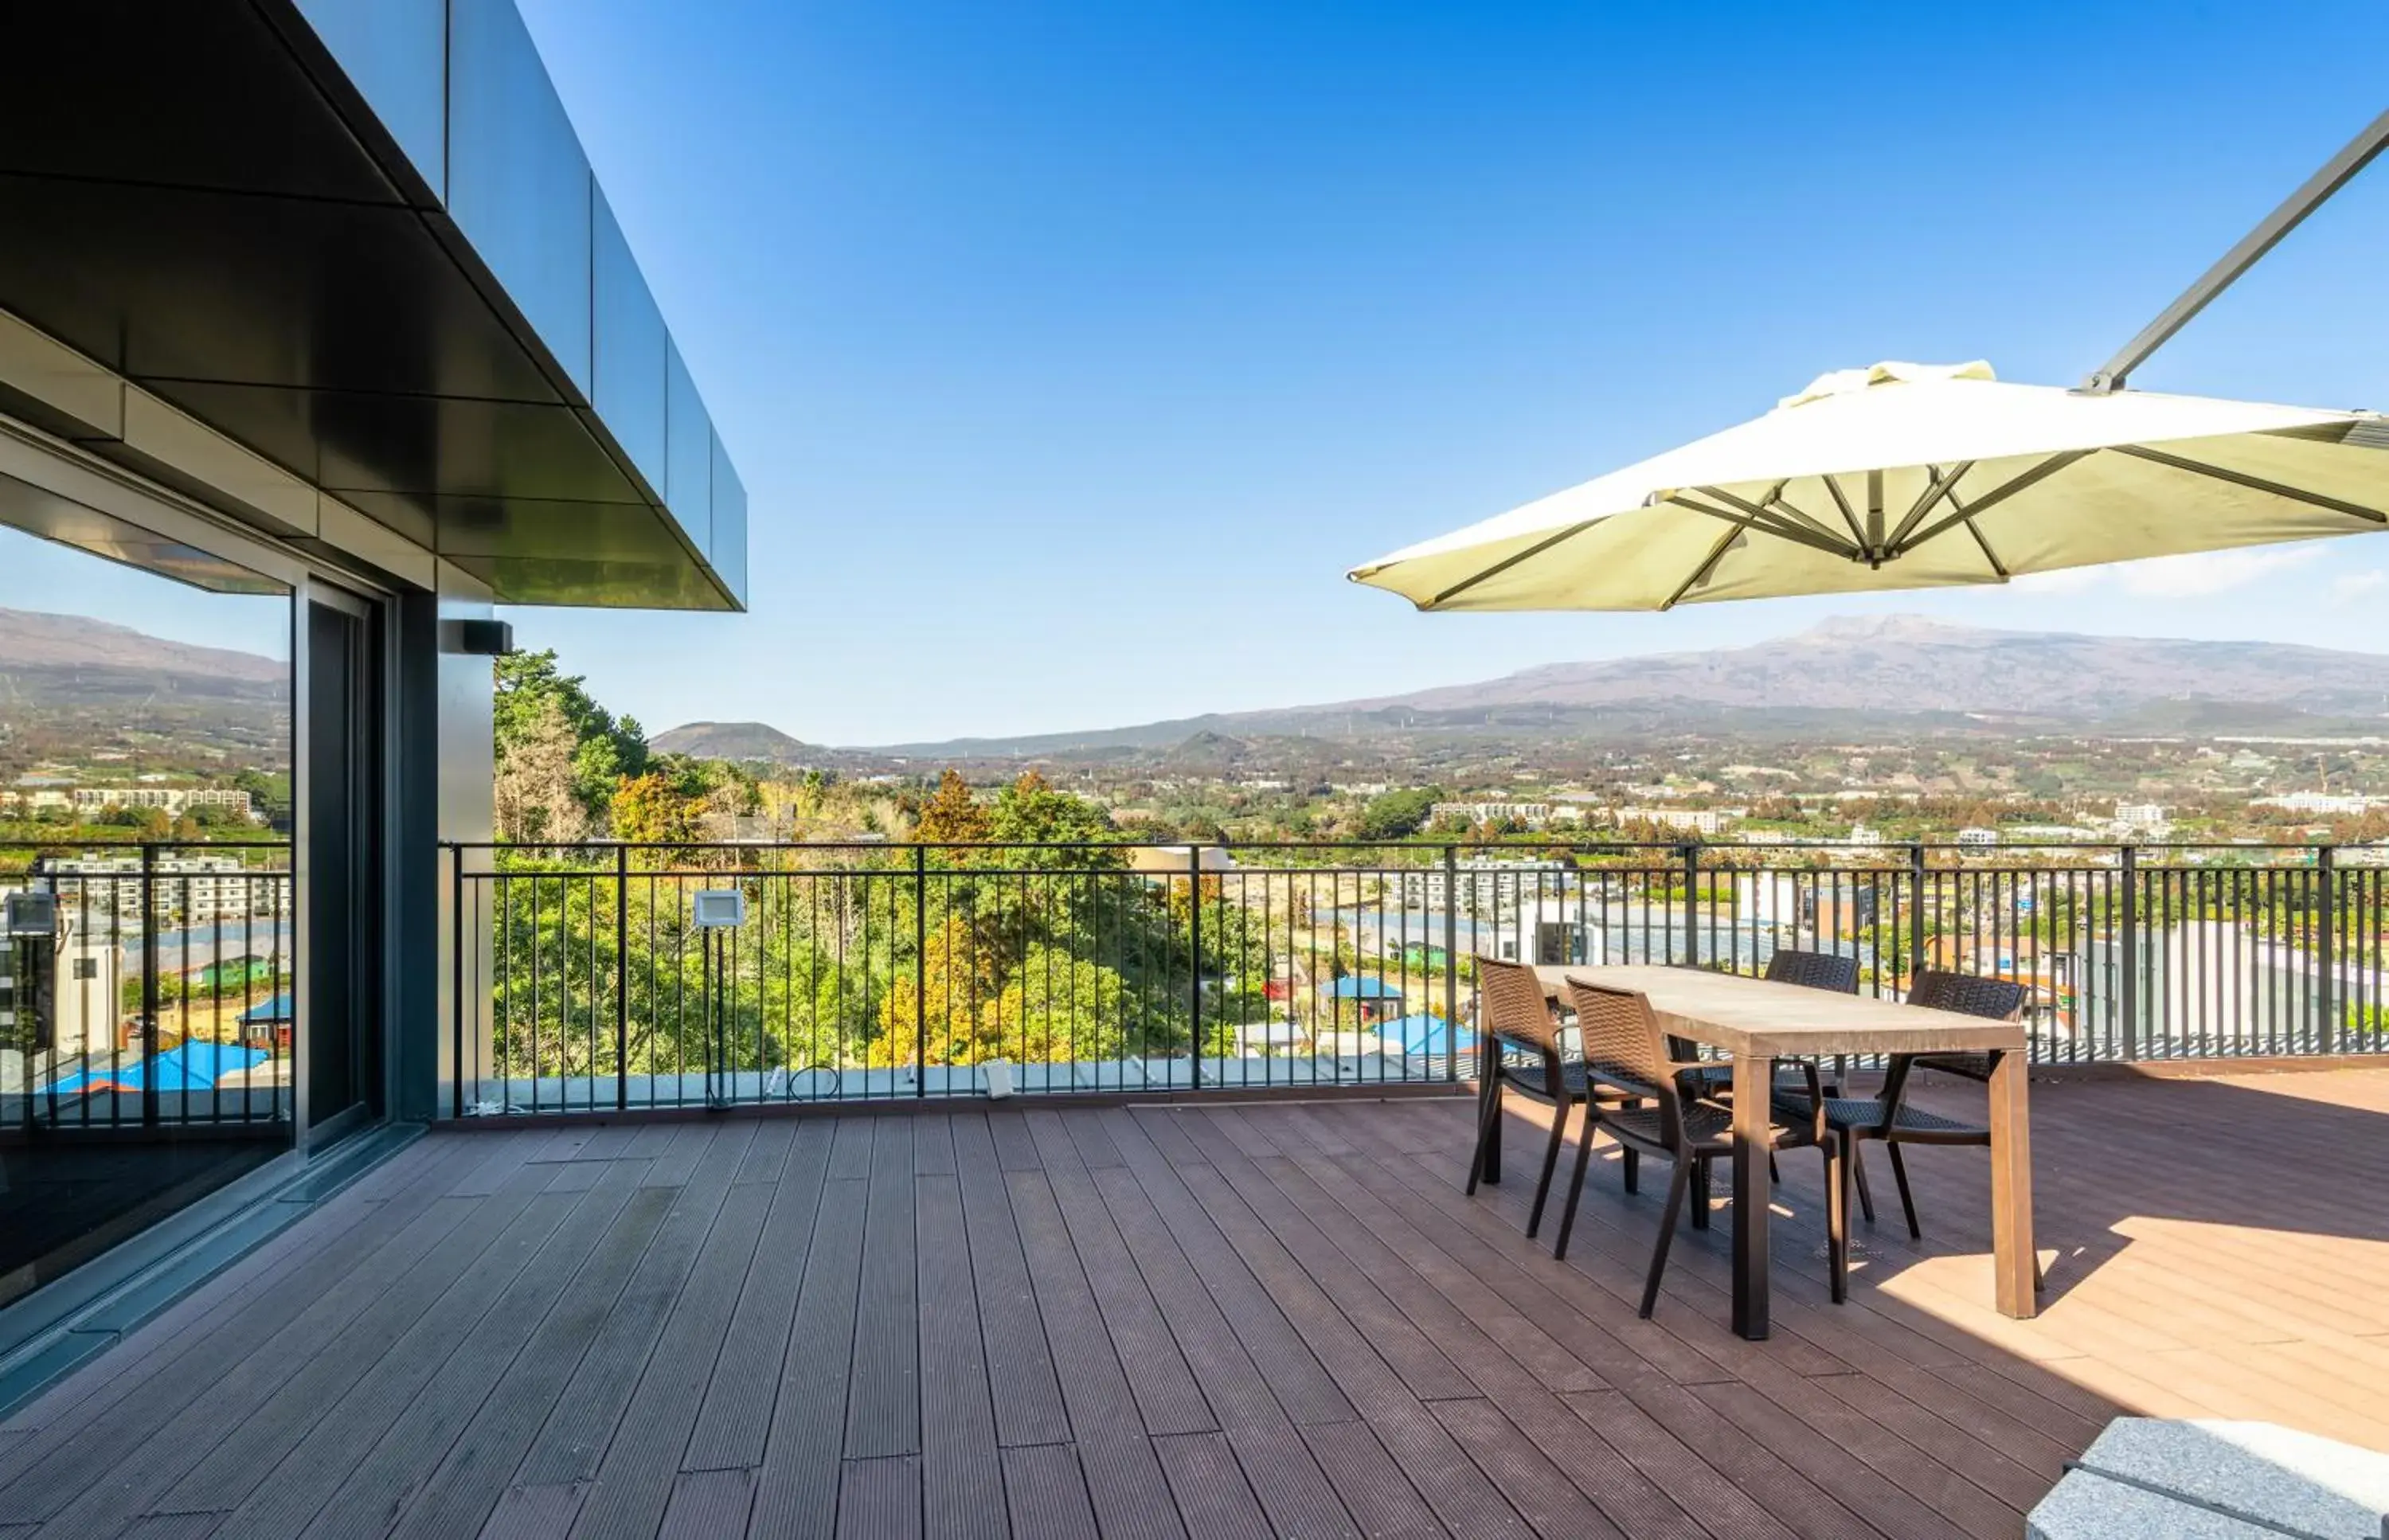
[{"x1": 2084, "y1": 105, "x2": 2389, "y2": 393}]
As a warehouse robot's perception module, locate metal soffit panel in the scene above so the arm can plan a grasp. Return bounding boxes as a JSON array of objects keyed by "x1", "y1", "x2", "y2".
[{"x1": 0, "y1": 0, "x2": 741, "y2": 612}]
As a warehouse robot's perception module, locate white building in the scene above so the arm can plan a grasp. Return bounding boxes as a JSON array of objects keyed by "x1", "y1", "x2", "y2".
[
  {"x1": 67, "y1": 786, "x2": 254, "y2": 820},
  {"x1": 1615, "y1": 806, "x2": 1741, "y2": 837},
  {"x1": 1429, "y1": 801, "x2": 1554, "y2": 830},
  {"x1": 1955, "y1": 826, "x2": 2000, "y2": 849},
  {"x1": 41, "y1": 854, "x2": 288, "y2": 927},
  {"x1": 1395, "y1": 858, "x2": 1574, "y2": 917},
  {"x1": 2253, "y1": 792, "x2": 2378, "y2": 817},
  {"x1": 2113, "y1": 802, "x2": 2172, "y2": 838}
]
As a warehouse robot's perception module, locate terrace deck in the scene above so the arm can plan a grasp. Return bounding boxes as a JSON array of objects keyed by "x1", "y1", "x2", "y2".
[{"x1": 5, "y1": 1068, "x2": 2387, "y2": 1538}]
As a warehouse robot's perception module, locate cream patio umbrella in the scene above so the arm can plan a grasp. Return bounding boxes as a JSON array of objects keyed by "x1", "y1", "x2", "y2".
[{"x1": 1347, "y1": 360, "x2": 2389, "y2": 612}]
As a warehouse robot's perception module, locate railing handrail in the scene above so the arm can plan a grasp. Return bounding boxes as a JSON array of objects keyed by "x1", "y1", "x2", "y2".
[{"x1": 435, "y1": 836, "x2": 2355, "y2": 854}]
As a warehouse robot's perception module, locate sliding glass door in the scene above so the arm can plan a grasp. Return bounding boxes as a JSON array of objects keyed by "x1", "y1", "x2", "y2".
[{"x1": 301, "y1": 588, "x2": 384, "y2": 1141}]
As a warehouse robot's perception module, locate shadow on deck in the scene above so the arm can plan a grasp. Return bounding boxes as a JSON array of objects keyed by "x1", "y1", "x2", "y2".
[{"x1": 3, "y1": 1068, "x2": 2386, "y2": 1538}]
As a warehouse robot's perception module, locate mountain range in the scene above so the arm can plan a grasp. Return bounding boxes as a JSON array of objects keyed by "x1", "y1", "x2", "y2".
[
  {"x1": 0, "y1": 607, "x2": 289, "y2": 774},
  {"x1": 665, "y1": 615, "x2": 2389, "y2": 764}
]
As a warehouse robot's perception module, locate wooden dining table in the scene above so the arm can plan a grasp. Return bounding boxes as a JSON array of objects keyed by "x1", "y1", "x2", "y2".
[{"x1": 1488, "y1": 963, "x2": 2036, "y2": 1341}]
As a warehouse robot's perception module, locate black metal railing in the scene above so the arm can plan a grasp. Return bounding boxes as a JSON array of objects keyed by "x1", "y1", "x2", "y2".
[
  {"x1": 445, "y1": 838, "x2": 2389, "y2": 1117},
  {"x1": 2, "y1": 841, "x2": 295, "y2": 1131}
]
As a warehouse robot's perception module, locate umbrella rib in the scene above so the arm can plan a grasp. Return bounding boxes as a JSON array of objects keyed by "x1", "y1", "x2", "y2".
[
  {"x1": 1818, "y1": 474, "x2": 1869, "y2": 549},
  {"x1": 1684, "y1": 487, "x2": 1861, "y2": 558},
  {"x1": 1668, "y1": 494, "x2": 1854, "y2": 559},
  {"x1": 1664, "y1": 524, "x2": 1746, "y2": 610},
  {"x1": 1763, "y1": 491, "x2": 1855, "y2": 547},
  {"x1": 2108, "y1": 444, "x2": 2389, "y2": 524},
  {"x1": 1964, "y1": 517, "x2": 2011, "y2": 580},
  {"x1": 1425, "y1": 519, "x2": 1599, "y2": 608},
  {"x1": 1892, "y1": 450, "x2": 2094, "y2": 557},
  {"x1": 1884, "y1": 461, "x2": 1976, "y2": 552}
]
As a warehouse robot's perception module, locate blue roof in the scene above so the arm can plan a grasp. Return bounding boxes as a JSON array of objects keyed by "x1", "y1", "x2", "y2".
[
  {"x1": 1324, "y1": 975, "x2": 1404, "y2": 999},
  {"x1": 45, "y1": 1042, "x2": 270, "y2": 1095},
  {"x1": 242, "y1": 993, "x2": 294, "y2": 1022}
]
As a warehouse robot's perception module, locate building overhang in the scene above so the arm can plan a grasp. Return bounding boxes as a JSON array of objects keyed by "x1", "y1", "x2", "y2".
[{"x1": 0, "y1": 0, "x2": 745, "y2": 610}]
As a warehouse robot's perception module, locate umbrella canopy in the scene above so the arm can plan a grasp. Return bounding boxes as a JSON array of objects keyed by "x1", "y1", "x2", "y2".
[
  {"x1": 1349, "y1": 361, "x2": 2389, "y2": 611},
  {"x1": 1128, "y1": 845, "x2": 1238, "y2": 877}
]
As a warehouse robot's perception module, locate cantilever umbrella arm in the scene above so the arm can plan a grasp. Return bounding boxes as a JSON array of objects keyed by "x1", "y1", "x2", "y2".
[{"x1": 2082, "y1": 104, "x2": 2389, "y2": 394}]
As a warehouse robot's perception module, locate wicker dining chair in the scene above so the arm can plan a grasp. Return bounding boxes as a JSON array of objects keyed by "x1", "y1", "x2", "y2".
[
  {"x1": 1464, "y1": 956, "x2": 1636, "y2": 1242},
  {"x1": 1676, "y1": 947, "x2": 1859, "y2": 1100},
  {"x1": 1556, "y1": 978, "x2": 1835, "y2": 1315},
  {"x1": 1772, "y1": 967, "x2": 2041, "y2": 1288}
]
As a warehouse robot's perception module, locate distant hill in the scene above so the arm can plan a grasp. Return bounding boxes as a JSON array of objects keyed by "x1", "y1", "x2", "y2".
[
  {"x1": 0, "y1": 608, "x2": 283, "y2": 694},
  {"x1": 650, "y1": 720, "x2": 823, "y2": 764},
  {"x1": 864, "y1": 616, "x2": 2389, "y2": 759},
  {"x1": 0, "y1": 607, "x2": 288, "y2": 774}
]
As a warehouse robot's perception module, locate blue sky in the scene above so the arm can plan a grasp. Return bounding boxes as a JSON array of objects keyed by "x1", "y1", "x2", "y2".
[{"x1": 11, "y1": 5, "x2": 2389, "y2": 742}]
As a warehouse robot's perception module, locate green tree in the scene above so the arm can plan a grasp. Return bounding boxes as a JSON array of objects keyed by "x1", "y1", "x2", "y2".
[
  {"x1": 610, "y1": 771, "x2": 708, "y2": 846},
  {"x1": 1357, "y1": 786, "x2": 1441, "y2": 839},
  {"x1": 495, "y1": 650, "x2": 649, "y2": 826},
  {"x1": 494, "y1": 698, "x2": 589, "y2": 844},
  {"x1": 914, "y1": 769, "x2": 992, "y2": 845}
]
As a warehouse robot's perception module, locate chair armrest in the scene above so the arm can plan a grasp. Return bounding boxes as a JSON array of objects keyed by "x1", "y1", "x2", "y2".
[{"x1": 1783, "y1": 1058, "x2": 1828, "y2": 1142}]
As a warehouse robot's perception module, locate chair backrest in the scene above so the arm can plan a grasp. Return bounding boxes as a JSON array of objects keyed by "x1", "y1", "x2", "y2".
[
  {"x1": 1906, "y1": 969, "x2": 2026, "y2": 1022},
  {"x1": 1765, "y1": 947, "x2": 1860, "y2": 995},
  {"x1": 1900, "y1": 969, "x2": 2025, "y2": 1085},
  {"x1": 1564, "y1": 979, "x2": 1697, "y2": 1146},
  {"x1": 1560, "y1": 979, "x2": 1671, "y2": 1102},
  {"x1": 1472, "y1": 955, "x2": 1562, "y2": 1058}
]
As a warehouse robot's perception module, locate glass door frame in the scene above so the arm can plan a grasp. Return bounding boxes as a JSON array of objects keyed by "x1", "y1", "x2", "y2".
[{"x1": 1, "y1": 418, "x2": 404, "y2": 1158}]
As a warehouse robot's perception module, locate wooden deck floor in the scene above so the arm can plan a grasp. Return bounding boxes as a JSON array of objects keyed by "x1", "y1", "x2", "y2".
[{"x1": 6, "y1": 1069, "x2": 2388, "y2": 1539}]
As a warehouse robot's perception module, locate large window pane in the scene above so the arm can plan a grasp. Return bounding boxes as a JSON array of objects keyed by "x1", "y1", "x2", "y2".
[{"x1": 0, "y1": 522, "x2": 293, "y2": 1307}]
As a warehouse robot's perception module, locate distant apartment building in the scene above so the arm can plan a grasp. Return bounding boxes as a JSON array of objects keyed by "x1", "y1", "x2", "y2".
[
  {"x1": 37, "y1": 854, "x2": 288, "y2": 928},
  {"x1": 2252, "y1": 792, "x2": 2379, "y2": 817},
  {"x1": 1614, "y1": 806, "x2": 1742, "y2": 837},
  {"x1": 1955, "y1": 826, "x2": 2000, "y2": 849},
  {"x1": 1429, "y1": 800, "x2": 1556, "y2": 829},
  {"x1": 65, "y1": 787, "x2": 254, "y2": 821},
  {"x1": 2112, "y1": 802, "x2": 2172, "y2": 838},
  {"x1": 1395, "y1": 858, "x2": 1574, "y2": 916}
]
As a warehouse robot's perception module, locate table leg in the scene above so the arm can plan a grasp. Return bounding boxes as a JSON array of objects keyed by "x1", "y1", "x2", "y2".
[
  {"x1": 1730, "y1": 1051, "x2": 1773, "y2": 1340},
  {"x1": 1476, "y1": 1028, "x2": 1500, "y2": 1184},
  {"x1": 1988, "y1": 1049, "x2": 2038, "y2": 1318}
]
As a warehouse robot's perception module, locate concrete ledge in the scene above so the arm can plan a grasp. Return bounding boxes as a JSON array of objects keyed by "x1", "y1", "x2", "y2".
[{"x1": 2029, "y1": 1418, "x2": 2389, "y2": 1539}]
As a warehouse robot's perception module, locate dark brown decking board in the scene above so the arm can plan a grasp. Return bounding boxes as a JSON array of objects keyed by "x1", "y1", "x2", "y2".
[{"x1": 5, "y1": 1069, "x2": 2386, "y2": 1538}]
